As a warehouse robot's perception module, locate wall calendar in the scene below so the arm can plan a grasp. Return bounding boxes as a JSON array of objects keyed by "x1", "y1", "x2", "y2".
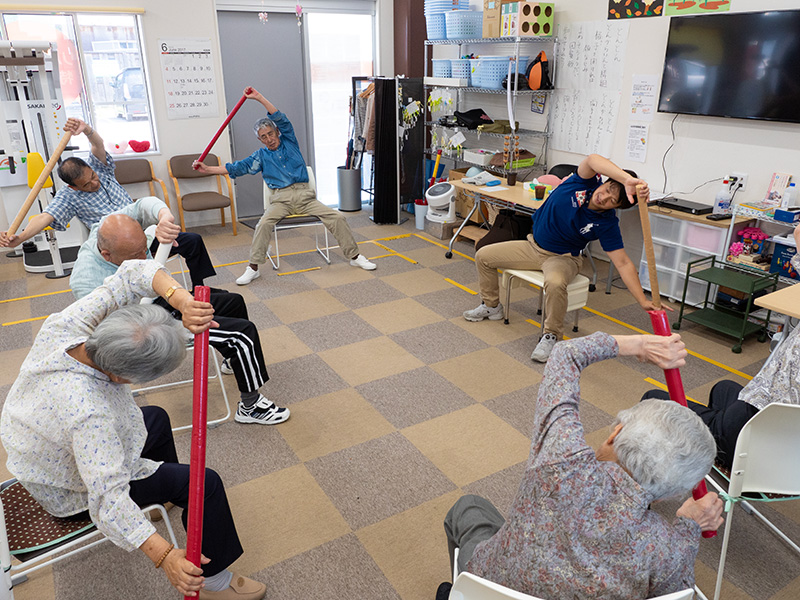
[{"x1": 158, "y1": 38, "x2": 220, "y2": 120}]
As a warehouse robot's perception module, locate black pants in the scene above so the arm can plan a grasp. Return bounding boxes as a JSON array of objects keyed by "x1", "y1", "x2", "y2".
[
  {"x1": 129, "y1": 406, "x2": 243, "y2": 576},
  {"x1": 157, "y1": 289, "x2": 269, "y2": 394},
  {"x1": 641, "y1": 381, "x2": 758, "y2": 469},
  {"x1": 150, "y1": 232, "x2": 216, "y2": 289}
]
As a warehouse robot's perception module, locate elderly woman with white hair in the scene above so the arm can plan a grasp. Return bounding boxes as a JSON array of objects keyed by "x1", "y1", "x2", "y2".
[
  {"x1": 1, "y1": 261, "x2": 266, "y2": 600},
  {"x1": 442, "y1": 332, "x2": 724, "y2": 600}
]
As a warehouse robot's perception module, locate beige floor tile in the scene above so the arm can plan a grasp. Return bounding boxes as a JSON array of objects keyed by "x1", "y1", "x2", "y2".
[
  {"x1": 382, "y1": 268, "x2": 453, "y2": 297},
  {"x1": 402, "y1": 404, "x2": 530, "y2": 487},
  {"x1": 0, "y1": 443, "x2": 12, "y2": 482},
  {"x1": 1, "y1": 299, "x2": 31, "y2": 324},
  {"x1": 264, "y1": 289, "x2": 349, "y2": 324},
  {"x1": 318, "y1": 336, "x2": 424, "y2": 387},
  {"x1": 432, "y1": 347, "x2": 542, "y2": 403},
  {"x1": 584, "y1": 426, "x2": 614, "y2": 453},
  {"x1": 450, "y1": 316, "x2": 537, "y2": 347},
  {"x1": 355, "y1": 297, "x2": 444, "y2": 335},
  {"x1": 404, "y1": 243, "x2": 469, "y2": 268},
  {"x1": 580, "y1": 360, "x2": 662, "y2": 417},
  {"x1": 0, "y1": 347, "x2": 30, "y2": 386},
  {"x1": 357, "y1": 490, "x2": 462, "y2": 600},
  {"x1": 0, "y1": 259, "x2": 27, "y2": 283},
  {"x1": 303, "y1": 261, "x2": 374, "y2": 288},
  {"x1": 259, "y1": 324, "x2": 313, "y2": 364},
  {"x1": 25, "y1": 273, "x2": 73, "y2": 296},
  {"x1": 770, "y1": 575, "x2": 800, "y2": 600},
  {"x1": 226, "y1": 463, "x2": 351, "y2": 575},
  {"x1": 10, "y1": 564, "x2": 55, "y2": 600},
  {"x1": 694, "y1": 559, "x2": 754, "y2": 600},
  {"x1": 364, "y1": 225, "x2": 413, "y2": 240},
  {"x1": 279, "y1": 388, "x2": 395, "y2": 461}
]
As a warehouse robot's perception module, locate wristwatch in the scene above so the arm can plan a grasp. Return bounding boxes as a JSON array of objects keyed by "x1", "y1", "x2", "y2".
[{"x1": 164, "y1": 285, "x2": 182, "y2": 301}]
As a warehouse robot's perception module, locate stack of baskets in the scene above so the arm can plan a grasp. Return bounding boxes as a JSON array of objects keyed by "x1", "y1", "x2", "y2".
[
  {"x1": 444, "y1": 10, "x2": 483, "y2": 40},
  {"x1": 425, "y1": 0, "x2": 470, "y2": 41},
  {"x1": 479, "y1": 55, "x2": 530, "y2": 89}
]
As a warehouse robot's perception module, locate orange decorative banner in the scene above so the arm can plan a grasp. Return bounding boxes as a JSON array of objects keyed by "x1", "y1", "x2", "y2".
[{"x1": 609, "y1": 0, "x2": 664, "y2": 19}]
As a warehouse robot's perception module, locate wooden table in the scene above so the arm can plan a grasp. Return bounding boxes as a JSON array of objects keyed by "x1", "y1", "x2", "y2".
[
  {"x1": 755, "y1": 283, "x2": 800, "y2": 319},
  {"x1": 446, "y1": 177, "x2": 545, "y2": 258}
]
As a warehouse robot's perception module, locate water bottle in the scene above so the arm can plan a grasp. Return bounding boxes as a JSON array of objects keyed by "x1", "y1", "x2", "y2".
[
  {"x1": 713, "y1": 179, "x2": 732, "y2": 215},
  {"x1": 781, "y1": 182, "x2": 797, "y2": 209}
]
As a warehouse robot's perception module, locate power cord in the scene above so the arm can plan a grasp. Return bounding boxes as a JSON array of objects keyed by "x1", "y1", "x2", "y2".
[{"x1": 660, "y1": 114, "x2": 679, "y2": 194}]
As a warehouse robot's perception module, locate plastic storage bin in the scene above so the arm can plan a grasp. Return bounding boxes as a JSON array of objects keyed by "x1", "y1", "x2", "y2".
[
  {"x1": 480, "y1": 56, "x2": 511, "y2": 89},
  {"x1": 469, "y1": 58, "x2": 482, "y2": 87},
  {"x1": 450, "y1": 58, "x2": 471, "y2": 79},
  {"x1": 426, "y1": 13, "x2": 446, "y2": 40},
  {"x1": 431, "y1": 59, "x2": 452, "y2": 77},
  {"x1": 445, "y1": 10, "x2": 483, "y2": 40}
]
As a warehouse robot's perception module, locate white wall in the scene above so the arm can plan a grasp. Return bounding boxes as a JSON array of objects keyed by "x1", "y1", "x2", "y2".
[{"x1": 2, "y1": 0, "x2": 233, "y2": 234}]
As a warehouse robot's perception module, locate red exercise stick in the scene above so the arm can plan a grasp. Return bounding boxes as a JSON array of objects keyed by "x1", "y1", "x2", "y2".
[
  {"x1": 185, "y1": 285, "x2": 210, "y2": 599},
  {"x1": 193, "y1": 88, "x2": 252, "y2": 169},
  {"x1": 636, "y1": 186, "x2": 716, "y2": 538}
]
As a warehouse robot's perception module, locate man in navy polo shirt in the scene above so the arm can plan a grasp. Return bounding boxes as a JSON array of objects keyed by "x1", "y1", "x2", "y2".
[{"x1": 464, "y1": 154, "x2": 662, "y2": 362}]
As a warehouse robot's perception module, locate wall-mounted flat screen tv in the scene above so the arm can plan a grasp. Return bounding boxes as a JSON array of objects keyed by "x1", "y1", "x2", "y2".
[{"x1": 658, "y1": 10, "x2": 800, "y2": 124}]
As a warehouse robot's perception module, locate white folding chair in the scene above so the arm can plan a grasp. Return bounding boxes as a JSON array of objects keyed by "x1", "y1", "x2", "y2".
[
  {"x1": 703, "y1": 403, "x2": 800, "y2": 600},
  {"x1": 0, "y1": 479, "x2": 177, "y2": 591},
  {"x1": 262, "y1": 167, "x2": 330, "y2": 270}
]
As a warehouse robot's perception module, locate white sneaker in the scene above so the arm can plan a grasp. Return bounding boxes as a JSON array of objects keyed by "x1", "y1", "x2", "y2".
[
  {"x1": 220, "y1": 358, "x2": 234, "y2": 375},
  {"x1": 531, "y1": 333, "x2": 558, "y2": 363},
  {"x1": 350, "y1": 254, "x2": 377, "y2": 271},
  {"x1": 234, "y1": 395, "x2": 290, "y2": 425},
  {"x1": 463, "y1": 302, "x2": 504, "y2": 322},
  {"x1": 236, "y1": 266, "x2": 261, "y2": 286}
]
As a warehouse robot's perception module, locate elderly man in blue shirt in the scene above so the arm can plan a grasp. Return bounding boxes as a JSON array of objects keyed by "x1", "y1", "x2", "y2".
[
  {"x1": 193, "y1": 86, "x2": 375, "y2": 285},
  {"x1": 0, "y1": 118, "x2": 215, "y2": 291}
]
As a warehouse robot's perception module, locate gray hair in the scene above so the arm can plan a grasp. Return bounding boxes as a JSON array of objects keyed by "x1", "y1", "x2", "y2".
[
  {"x1": 253, "y1": 118, "x2": 279, "y2": 137},
  {"x1": 613, "y1": 399, "x2": 715, "y2": 500},
  {"x1": 85, "y1": 304, "x2": 187, "y2": 383}
]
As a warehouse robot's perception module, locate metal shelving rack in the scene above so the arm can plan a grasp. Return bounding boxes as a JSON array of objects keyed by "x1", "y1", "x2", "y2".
[{"x1": 423, "y1": 35, "x2": 557, "y2": 176}]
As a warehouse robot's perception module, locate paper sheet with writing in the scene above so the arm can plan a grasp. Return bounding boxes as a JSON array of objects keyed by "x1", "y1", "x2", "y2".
[
  {"x1": 551, "y1": 21, "x2": 629, "y2": 155},
  {"x1": 158, "y1": 39, "x2": 220, "y2": 120},
  {"x1": 625, "y1": 123, "x2": 649, "y2": 163},
  {"x1": 630, "y1": 74, "x2": 658, "y2": 121}
]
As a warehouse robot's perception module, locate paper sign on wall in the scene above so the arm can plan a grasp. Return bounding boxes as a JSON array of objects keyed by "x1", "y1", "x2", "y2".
[
  {"x1": 630, "y1": 74, "x2": 657, "y2": 122},
  {"x1": 158, "y1": 39, "x2": 220, "y2": 120},
  {"x1": 625, "y1": 123, "x2": 649, "y2": 163}
]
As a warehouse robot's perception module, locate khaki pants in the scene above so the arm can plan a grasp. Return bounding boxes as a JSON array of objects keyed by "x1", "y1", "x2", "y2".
[
  {"x1": 475, "y1": 234, "x2": 583, "y2": 338},
  {"x1": 249, "y1": 182, "x2": 360, "y2": 265}
]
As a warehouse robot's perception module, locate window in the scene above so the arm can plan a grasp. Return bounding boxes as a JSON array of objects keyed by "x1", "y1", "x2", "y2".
[{"x1": 1, "y1": 11, "x2": 156, "y2": 154}]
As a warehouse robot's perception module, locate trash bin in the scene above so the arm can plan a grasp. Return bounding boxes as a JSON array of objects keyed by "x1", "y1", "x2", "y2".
[
  {"x1": 415, "y1": 198, "x2": 428, "y2": 229},
  {"x1": 337, "y1": 167, "x2": 362, "y2": 212}
]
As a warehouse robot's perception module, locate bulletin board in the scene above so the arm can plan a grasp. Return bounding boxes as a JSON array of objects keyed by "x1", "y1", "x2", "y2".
[{"x1": 158, "y1": 38, "x2": 220, "y2": 120}]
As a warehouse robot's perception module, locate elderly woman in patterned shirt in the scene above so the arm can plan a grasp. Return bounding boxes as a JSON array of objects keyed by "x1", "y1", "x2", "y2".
[
  {"x1": 642, "y1": 225, "x2": 800, "y2": 469},
  {"x1": 442, "y1": 332, "x2": 724, "y2": 600},
  {"x1": 1, "y1": 261, "x2": 265, "y2": 600}
]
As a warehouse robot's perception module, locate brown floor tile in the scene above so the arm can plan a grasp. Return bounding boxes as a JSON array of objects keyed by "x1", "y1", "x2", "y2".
[
  {"x1": 306, "y1": 432, "x2": 456, "y2": 530},
  {"x1": 303, "y1": 260, "x2": 376, "y2": 288},
  {"x1": 278, "y1": 388, "x2": 395, "y2": 461},
  {"x1": 382, "y1": 267, "x2": 454, "y2": 297},
  {"x1": 770, "y1": 575, "x2": 800, "y2": 600},
  {"x1": 402, "y1": 404, "x2": 531, "y2": 487},
  {"x1": 0, "y1": 347, "x2": 30, "y2": 386},
  {"x1": 9, "y1": 565, "x2": 54, "y2": 600},
  {"x1": 318, "y1": 336, "x2": 424, "y2": 387},
  {"x1": 355, "y1": 297, "x2": 444, "y2": 335},
  {"x1": 356, "y1": 490, "x2": 463, "y2": 600},
  {"x1": 432, "y1": 347, "x2": 542, "y2": 403},
  {"x1": 226, "y1": 464, "x2": 351, "y2": 575},
  {"x1": 450, "y1": 316, "x2": 537, "y2": 347}
]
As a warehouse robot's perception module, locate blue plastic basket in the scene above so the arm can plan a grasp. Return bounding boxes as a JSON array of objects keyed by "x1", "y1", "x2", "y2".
[
  {"x1": 450, "y1": 58, "x2": 471, "y2": 79},
  {"x1": 431, "y1": 59, "x2": 452, "y2": 78},
  {"x1": 426, "y1": 13, "x2": 446, "y2": 40},
  {"x1": 469, "y1": 58, "x2": 482, "y2": 87},
  {"x1": 445, "y1": 10, "x2": 483, "y2": 40},
  {"x1": 480, "y1": 56, "x2": 511, "y2": 90},
  {"x1": 425, "y1": 0, "x2": 469, "y2": 15}
]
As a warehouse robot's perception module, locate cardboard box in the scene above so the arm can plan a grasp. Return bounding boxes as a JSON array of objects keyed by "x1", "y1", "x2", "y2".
[
  {"x1": 501, "y1": 2, "x2": 554, "y2": 37},
  {"x1": 483, "y1": 0, "x2": 502, "y2": 38},
  {"x1": 449, "y1": 168, "x2": 488, "y2": 225}
]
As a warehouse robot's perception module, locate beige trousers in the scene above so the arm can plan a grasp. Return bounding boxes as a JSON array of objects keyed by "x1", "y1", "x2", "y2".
[
  {"x1": 475, "y1": 234, "x2": 583, "y2": 338},
  {"x1": 249, "y1": 182, "x2": 360, "y2": 265}
]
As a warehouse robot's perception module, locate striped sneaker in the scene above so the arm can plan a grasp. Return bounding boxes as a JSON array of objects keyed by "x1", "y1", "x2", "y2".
[{"x1": 235, "y1": 395, "x2": 290, "y2": 425}]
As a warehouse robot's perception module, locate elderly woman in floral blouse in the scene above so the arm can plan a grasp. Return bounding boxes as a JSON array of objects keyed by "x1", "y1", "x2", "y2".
[
  {"x1": 1, "y1": 261, "x2": 265, "y2": 600},
  {"x1": 642, "y1": 224, "x2": 800, "y2": 469},
  {"x1": 442, "y1": 331, "x2": 724, "y2": 600}
]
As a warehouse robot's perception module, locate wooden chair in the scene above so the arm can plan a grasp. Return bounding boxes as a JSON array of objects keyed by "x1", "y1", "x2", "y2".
[
  {"x1": 167, "y1": 154, "x2": 237, "y2": 235},
  {"x1": 115, "y1": 158, "x2": 170, "y2": 207}
]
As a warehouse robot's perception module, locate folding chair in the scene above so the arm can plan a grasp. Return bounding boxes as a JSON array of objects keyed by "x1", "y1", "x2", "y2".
[
  {"x1": 262, "y1": 167, "x2": 330, "y2": 270},
  {"x1": 702, "y1": 403, "x2": 800, "y2": 600},
  {"x1": 0, "y1": 479, "x2": 177, "y2": 591}
]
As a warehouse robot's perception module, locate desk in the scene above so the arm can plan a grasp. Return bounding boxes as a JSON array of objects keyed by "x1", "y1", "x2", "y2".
[
  {"x1": 446, "y1": 177, "x2": 544, "y2": 258},
  {"x1": 755, "y1": 284, "x2": 800, "y2": 319}
]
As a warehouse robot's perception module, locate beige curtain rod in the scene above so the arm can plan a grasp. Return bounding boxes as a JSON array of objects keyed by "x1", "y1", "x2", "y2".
[{"x1": 0, "y1": 5, "x2": 144, "y2": 13}]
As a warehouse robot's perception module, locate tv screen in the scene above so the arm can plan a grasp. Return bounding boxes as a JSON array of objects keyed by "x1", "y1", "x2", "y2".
[{"x1": 658, "y1": 10, "x2": 800, "y2": 124}]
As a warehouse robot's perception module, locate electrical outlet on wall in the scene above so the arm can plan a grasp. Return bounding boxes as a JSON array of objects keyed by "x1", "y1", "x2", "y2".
[{"x1": 731, "y1": 172, "x2": 748, "y2": 191}]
